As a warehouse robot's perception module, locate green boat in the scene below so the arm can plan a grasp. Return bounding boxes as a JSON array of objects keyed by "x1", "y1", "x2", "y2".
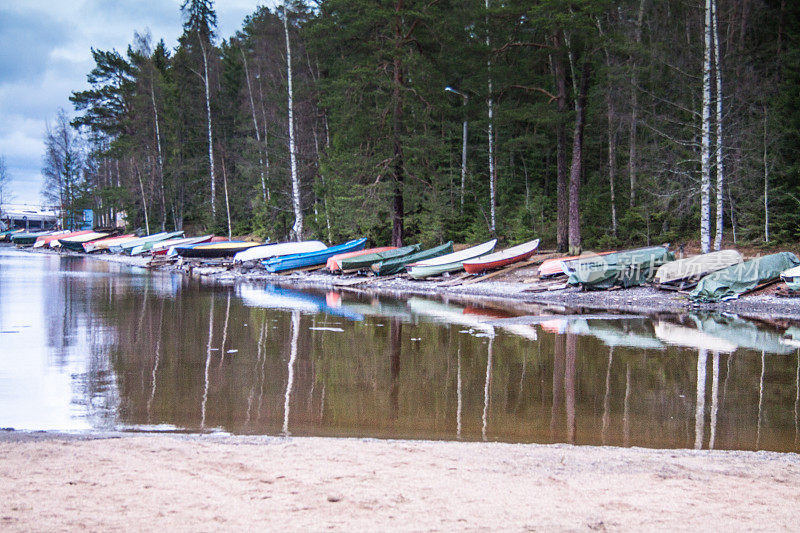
[
  {"x1": 11, "y1": 231, "x2": 53, "y2": 246},
  {"x1": 690, "y1": 252, "x2": 800, "y2": 303},
  {"x1": 372, "y1": 241, "x2": 453, "y2": 276},
  {"x1": 563, "y1": 245, "x2": 674, "y2": 290},
  {"x1": 407, "y1": 239, "x2": 497, "y2": 279},
  {"x1": 339, "y1": 244, "x2": 421, "y2": 271}
]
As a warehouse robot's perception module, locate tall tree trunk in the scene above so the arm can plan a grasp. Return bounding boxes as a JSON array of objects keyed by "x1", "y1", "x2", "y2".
[
  {"x1": 701, "y1": 0, "x2": 713, "y2": 254},
  {"x1": 220, "y1": 151, "x2": 232, "y2": 239},
  {"x1": 764, "y1": 106, "x2": 770, "y2": 243},
  {"x1": 486, "y1": 0, "x2": 496, "y2": 234},
  {"x1": 198, "y1": 37, "x2": 216, "y2": 220},
  {"x1": 552, "y1": 34, "x2": 569, "y2": 253},
  {"x1": 149, "y1": 77, "x2": 166, "y2": 231},
  {"x1": 132, "y1": 158, "x2": 150, "y2": 235},
  {"x1": 283, "y1": 5, "x2": 303, "y2": 240},
  {"x1": 241, "y1": 48, "x2": 268, "y2": 204},
  {"x1": 712, "y1": 0, "x2": 725, "y2": 251},
  {"x1": 390, "y1": 2, "x2": 405, "y2": 247},
  {"x1": 568, "y1": 64, "x2": 591, "y2": 256},
  {"x1": 598, "y1": 19, "x2": 618, "y2": 237},
  {"x1": 628, "y1": 0, "x2": 646, "y2": 208}
]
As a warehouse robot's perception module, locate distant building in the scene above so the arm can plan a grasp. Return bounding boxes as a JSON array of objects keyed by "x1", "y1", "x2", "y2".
[{"x1": 0, "y1": 204, "x2": 61, "y2": 231}]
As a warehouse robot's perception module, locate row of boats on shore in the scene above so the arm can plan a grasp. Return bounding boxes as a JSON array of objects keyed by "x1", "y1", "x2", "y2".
[{"x1": 3, "y1": 227, "x2": 800, "y2": 302}]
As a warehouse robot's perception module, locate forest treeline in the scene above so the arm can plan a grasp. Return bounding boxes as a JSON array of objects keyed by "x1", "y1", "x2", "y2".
[{"x1": 41, "y1": 0, "x2": 800, "y2": 252}]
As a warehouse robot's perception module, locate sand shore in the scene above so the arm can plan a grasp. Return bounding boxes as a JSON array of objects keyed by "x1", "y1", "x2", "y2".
[{"x1": 1, "y1": 432, "x2": 799, "y2": 531}]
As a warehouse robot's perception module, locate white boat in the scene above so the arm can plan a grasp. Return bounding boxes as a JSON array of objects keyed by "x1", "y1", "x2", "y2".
[
  {"x1": 654, "y1": 250, "x2": 743, "y2": 285},
  {"x1": 140, "y1": 235, "x2": 214, "y2": 255},
  {"x1": 781, "y1": 265, "x2": 800, "y2": 291},
  {"x1": 407, "y1": 239, "x2": 497, "y2": 279},
  {"x1": 233, "y1": 240, "x2": 328, "y2": 263},
  {"x1": 462, "y1": 239, "x2": 539, "y2": 274}
]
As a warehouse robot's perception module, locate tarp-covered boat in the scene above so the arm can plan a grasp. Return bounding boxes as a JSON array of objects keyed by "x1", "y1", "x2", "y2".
[
  {"x1": 562, "y1": 246, "x2": 673, "y2": 290},
  {"x1": 263, "y1": 238, "x2": 367, "y2": 272},
  {"x1": 654, "y1": 249, "x2": 743, "y2": 285},
  {"x1": 326, "y1": 246, "x2": 397, "y2": 271},
  {"x1": 690, "y1": 252, "x2": 800, "y2": 302},
  {"x1": 463, "y1": 238, "x2": 539, "y2": 274},
  {"x1": 175, "y1": 240, "x2": 260, "y2": 258},
  {"x1": 337, "y1": 244, "x2": 420, "y2": 271},
  {"x1": 233, "y1": 241, "x2": 327, "y2": 263},
  {"x1": 59, "y1": 232, "x2": 112, "y2": 252},
  {"x1": 407, "y1": 239, "x2": 497, "y2": 279},
  {"x1": 371, "y1": 242, "x2": 454, "y2": 276}
]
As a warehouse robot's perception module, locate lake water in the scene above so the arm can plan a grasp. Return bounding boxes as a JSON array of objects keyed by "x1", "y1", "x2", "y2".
[{"x1": 1, "y1": 246, "x2": 798, "y2": 452}]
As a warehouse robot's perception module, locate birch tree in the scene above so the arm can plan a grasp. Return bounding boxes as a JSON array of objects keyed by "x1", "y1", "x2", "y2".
[
  {"x1": 712, "y1": 0, "x2": 724, "y2": 250},
  {"x1": 700, "y1": 0, "x2": 713, "y2": 254},
  {"x1": 283, "y1": 3, "x2": 303, "y2": 240}
]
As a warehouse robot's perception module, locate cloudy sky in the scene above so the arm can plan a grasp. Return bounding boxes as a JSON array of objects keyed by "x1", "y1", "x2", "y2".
[{"x1": 0, "y1": 0, "x2": 271, "y2": 205}]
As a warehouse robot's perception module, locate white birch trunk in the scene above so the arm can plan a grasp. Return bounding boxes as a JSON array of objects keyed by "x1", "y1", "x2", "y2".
[
  {"x1": 241, "y1": 48, "x2": 268, "y2": 204},
  {"x1": 150, "y1": 79, "x2": 166, "y2": 231},
  {"x1": 221, "y1": 155, "x2": 232, "y2": 239},
  {"x1": 712, "y1": 0, "x2": 724, "y2": 251},
  {"x1": 700, "y1": 0, "x2": 713, "y2": 254},
  {"x1": 199, "y1": 37, "x2": 216, "y2": 219},
  {"x1": 486, "y1": 0, "x2": 496, "y2": 233},
  {"x1": 764, "y1": 108, "x2": 770, "y2": 243},
  {"x1": 284, "y1": 5, "x2": 303, "y2": 240},
  {"x1": 133, "y1": 158, "x2": 150, "y2": 235}
]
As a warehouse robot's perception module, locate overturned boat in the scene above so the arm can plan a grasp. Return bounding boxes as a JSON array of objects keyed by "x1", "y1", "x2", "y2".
[
  {"x1": 654, "y1": 249, "x2": 743, "y2": 288},
  {"x1": 690, "y1": 252, "x2": 800, "y2": 302}
]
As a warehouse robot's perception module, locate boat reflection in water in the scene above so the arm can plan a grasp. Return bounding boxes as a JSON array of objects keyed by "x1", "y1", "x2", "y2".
[{"x1": 2, "y1": 246, "x2": 800, "y2": 452}]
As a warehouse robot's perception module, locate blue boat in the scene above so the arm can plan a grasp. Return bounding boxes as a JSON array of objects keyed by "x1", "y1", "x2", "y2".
[{"x1": 262, "y1": 238, "x2": 367, "y2": 273}]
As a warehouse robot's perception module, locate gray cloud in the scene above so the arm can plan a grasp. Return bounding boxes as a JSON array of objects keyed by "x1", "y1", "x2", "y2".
[{"x1": 0, "y1": 9, "x2": 68, "y2": 84}]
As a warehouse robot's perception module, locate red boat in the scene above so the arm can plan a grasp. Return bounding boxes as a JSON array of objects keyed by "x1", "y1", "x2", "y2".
[{"x1": 462, "y1": 239, "x2": 540, "y2": 274}]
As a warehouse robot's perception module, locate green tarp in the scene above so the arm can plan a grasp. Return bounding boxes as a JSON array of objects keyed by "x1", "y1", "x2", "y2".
[
  {"x1": 689, "y1": 251, "x2": 800, "y2": 303},
  {"x1": 564, "y1": 246, "x2": 674, "y2": 290}
]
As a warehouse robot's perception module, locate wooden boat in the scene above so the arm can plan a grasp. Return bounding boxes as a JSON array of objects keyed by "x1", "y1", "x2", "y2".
[
  {"x1": 654, "y1": 250, "x2": 743, "y2": 286},
  {"x1": 263, "y1": 238, "x2": 367, "y2": 273},
  {"x1": 233, "y1": 240, "x2": 327, "y2": 263},
  {"x1": 326, "y1": 246, "x2": 397, "y2": 271},
  {"x1": 175, "y1": 240, "x2": 261, "y2": 258},
  {"x1": 83, "y1": 234, "x2": 137, "y2": 253},
  {"x1": 407, "y1": 239, "x2": 497, "y2": 279},
  {"x1": 110, "y1": 231, "x2": 184, "y2": 254},
  {"x1": 781, "y1": 265, "x2": 800, "y2": 291},
  {"x1": 463, "y1": 239, "x2": 539, "y2": 274},
  {"x1": 58, "y1": 232, "x2": 112, "y2": 252},
  {"x1": 337, "y1": 244, "x2": 420, "y2": 271},
  {"x1": 148, "y1": 235, "x2": 214, "y2": 256},
  {"x1": 538, "y1": 251, "x2": 614, "y2": 277},
  {"x1": 371, "y1": 242, "x2": 454, "y2": 276}
]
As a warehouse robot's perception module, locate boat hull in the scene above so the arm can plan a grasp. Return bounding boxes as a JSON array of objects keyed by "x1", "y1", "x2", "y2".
[
  {"x1": 326, "y1": 247, "x2": 398, "y2": 271},
  {"x1": 263, "y1": 238, "x2": 367, "y2": 273},
  {"x1": 338, "y1": 244, "x2": 421, "y2": 271},
  {"x1": 407, "y1": 239, "x2": 497, "y2": 279},
  {"x1": 372, "y1": 242, "x2": 453, "y2": 276},
  {"x1": 176, "y1": 241, "x2": 260, "y2": 258},
  {"x1": 463, "y1": 239, "x2": 539, "y2": 274}
]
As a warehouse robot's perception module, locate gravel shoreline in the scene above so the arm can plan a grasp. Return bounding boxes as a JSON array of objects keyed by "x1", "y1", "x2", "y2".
[{"x1": 14, "y1": 245, "x2": 800, "y2": 322}]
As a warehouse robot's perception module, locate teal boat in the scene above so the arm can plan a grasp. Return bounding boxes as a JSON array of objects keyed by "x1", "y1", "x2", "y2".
[
  {"x1": 562, "y1": 246, "x2": 674, "y2": 290},
  {"x1": 338, "y1": 244, "x2": 421, "y2": 271},
  {"x1": 372, "y1": 241, "x2": 454, "y2": 276},
  {"x1": 691, "y1": 252, "x2": 800, "y2": 302}
]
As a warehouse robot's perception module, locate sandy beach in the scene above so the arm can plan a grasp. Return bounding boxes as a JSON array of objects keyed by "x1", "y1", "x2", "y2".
[{"x1": 1, "y1": 432, "x2": 799, "y2": 531}]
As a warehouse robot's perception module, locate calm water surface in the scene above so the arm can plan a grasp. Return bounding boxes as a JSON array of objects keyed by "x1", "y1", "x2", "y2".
[{"x1": 1, "y1": 246, "x2": 799, "y2": 452}]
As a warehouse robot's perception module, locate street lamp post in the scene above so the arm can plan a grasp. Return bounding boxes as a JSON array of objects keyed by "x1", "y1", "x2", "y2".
[{"x1": 445, "y1": 86, "x2": 468, "y2": 213}]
